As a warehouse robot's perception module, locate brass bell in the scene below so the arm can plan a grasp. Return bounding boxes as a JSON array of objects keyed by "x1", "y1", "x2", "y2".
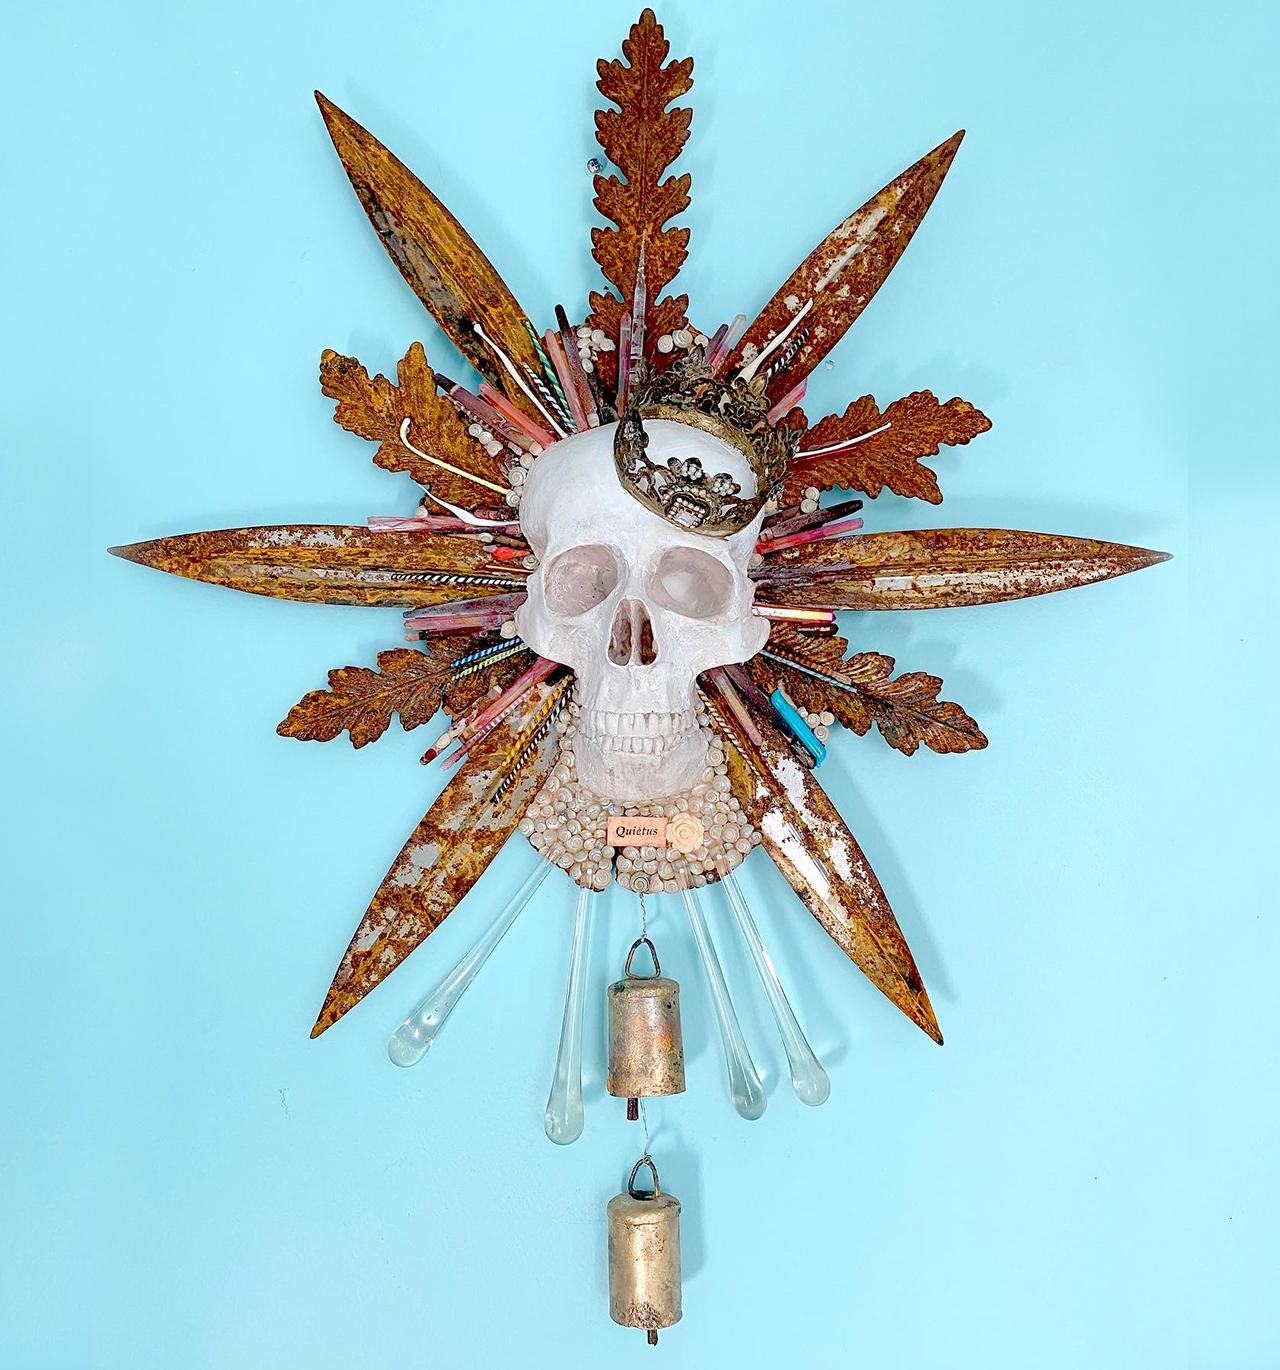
[
  {"x1": 607, "y1": 936, "x2": 685, "y2": 1119},
  {"x1": 607, "y1": 1155, "x2": 682, "y2": 1345}
]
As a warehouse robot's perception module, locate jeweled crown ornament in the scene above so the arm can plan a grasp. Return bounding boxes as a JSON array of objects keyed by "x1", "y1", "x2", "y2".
[
  {"x1": 109, "y1": 7, "x2": 1170, "y2": 1343},
  {"x1": 613, "y1": 352, "x2": 794, "y2": 534}
]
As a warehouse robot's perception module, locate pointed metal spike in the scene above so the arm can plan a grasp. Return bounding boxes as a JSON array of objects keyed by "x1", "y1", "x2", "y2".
[
  {"x1": 755, "y1": 528, "x2": 1172, "y2": 611},
  {"x1": 315, "y1": 92, "x2": 544, "y2": 401},
  {"x1": 109, "y1": 525, "x2": 522, "y2": 606},
  {"x1": 728, "y1": 131, "x2": 965, "y2": 397},
  {"x1": 310, "y1": 695, "x2": 559, "y2": 1036},
  {"x1": 706, "y1": 684, "x2": 943, "y2": 1044}
]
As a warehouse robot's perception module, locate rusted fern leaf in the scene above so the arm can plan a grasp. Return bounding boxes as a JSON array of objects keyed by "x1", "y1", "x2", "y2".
[
  {"x1": 587, "y1": 8, "x2": 693, "y2": 386},
  {"x1": 788, "y1": 391, "x2": 991, "y2": 505},
  {"x1": 319, "y1": 342, "x2": 506, "y2": 505}
]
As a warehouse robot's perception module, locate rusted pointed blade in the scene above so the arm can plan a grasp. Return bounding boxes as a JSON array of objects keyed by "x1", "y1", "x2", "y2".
[
  {"x1": 713, "y1": 692, "x2": 941, "y2": 1043},
  {"x1": 310, "y1": 687, "x2": 559, "y2": 1036},
  {"x1": 755, "y1": 527, "x2": 1171, "y2": 610},
  {"x1": 109, "y1": 525, "x2": 524, "y2": 606},
  {"x1": 315, "y1": 92, "x2": 543, "y2": 399},
  {"x1": 728, "y1": 131, "x2": 964, "y2": 399}
]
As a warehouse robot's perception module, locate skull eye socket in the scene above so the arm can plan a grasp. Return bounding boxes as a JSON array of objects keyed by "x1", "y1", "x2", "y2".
[
  {"x1": 543, "y1": 544, "x2": 620, "y2": 616},
  {"x1": 649, "y1": 546, "x2": 734, "y2": 620}
]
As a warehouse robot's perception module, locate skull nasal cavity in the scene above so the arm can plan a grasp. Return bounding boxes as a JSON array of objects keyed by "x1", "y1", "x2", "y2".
[{"x1": 608, "y1": 599, "x2": 659, "y2": 667}]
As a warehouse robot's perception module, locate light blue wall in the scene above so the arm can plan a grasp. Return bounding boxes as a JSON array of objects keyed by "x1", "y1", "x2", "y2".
[{"x1": 3, "y1": 1, "x2": 1274, "y2": 1366}]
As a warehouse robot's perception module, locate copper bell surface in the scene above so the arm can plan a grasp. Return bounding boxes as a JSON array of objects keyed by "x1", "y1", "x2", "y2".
[
  {"x1": 607, "y1": 936, "x2": 685, "y2": 1119},
  {"x1": 607, "y1": 1155, "x2": 682, "y2": 1344}
]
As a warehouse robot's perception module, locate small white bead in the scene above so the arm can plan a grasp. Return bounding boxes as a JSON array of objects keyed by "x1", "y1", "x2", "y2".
[{"x1": 656, "y1": 334, "x2": 675, "y2": 354}]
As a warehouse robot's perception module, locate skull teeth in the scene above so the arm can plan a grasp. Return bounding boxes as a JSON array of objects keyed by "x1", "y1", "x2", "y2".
[{"x1": 578, "y1": 707, "x2": 698, "y2": 749}]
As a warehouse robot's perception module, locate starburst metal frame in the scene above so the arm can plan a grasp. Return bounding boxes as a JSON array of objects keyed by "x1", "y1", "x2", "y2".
[{"x1": 111, "y1": 9, "x2": 1168, "y2": 1046}]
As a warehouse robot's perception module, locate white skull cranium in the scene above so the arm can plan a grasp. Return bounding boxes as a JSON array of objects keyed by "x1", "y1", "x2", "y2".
[{"x1": 515, "y1": 419, "x2": 768, "y2": 805}]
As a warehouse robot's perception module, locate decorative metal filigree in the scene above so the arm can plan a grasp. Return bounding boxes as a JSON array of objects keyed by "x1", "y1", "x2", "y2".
[{"x1": 612, "y1": 353, "x2": 795, "y2": 534}]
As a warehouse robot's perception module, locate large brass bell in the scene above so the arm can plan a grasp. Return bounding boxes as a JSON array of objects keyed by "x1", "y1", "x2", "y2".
[
  {"x1": 606, "y1": 936, "x2": 685, "y2": 1119},
  {"x1": 607, "y1": 1155, "x2": 682, "y2": 1345}
]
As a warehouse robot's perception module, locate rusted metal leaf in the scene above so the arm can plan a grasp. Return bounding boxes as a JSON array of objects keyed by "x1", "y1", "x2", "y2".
[
  {"x1": 320, "y1": 343, "x2": 508, "y2": 505},
  {"x1": 750, "y1": 624, "x2": 986, "y2": 756},
  {"x1": 787, "y1": 391, "x2": 992, "y2": 505},
  {"x1": 109, "y1": 525, "x2": 527, "y2": 606},
  {"x1": 277, "y1": 636, "x2": 532, "y2": 748},
  {"x1": 755, "y1": 527, "x2": 1171, "y2": 609},
  {"x1": 709, "y1": 688, "x2": 942, "y2": 1043},
  {"x1": 310, "y1": 682, "x2": 561, "y2": 1036},
  {"x1": 587, "y1": 8, "x2": 693, "y2": 387},
  {"x1": 315, "y1": 92, "x2": 545, "y2": 410},
  {"x1": 727, "y1": 132, "x2": 964, "y2": 400}
]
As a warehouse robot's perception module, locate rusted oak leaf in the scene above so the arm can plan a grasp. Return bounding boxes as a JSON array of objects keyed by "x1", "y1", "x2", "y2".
[
  {"x1": 750, "y1": 626, "x2": 985, "y2": 756},
  {"x1": 278, "y1": 637, "x2": 533, "y2": 746},
  {"x1": 789, "y1": 391, "x2": 992, "y2": 504},
  {"x1": 320, "y1": 342, "x2": 505, "y2": 506}
]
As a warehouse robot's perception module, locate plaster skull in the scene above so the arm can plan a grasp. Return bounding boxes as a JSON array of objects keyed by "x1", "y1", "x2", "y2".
[{"x1": 516, "y1": 418, "x2": 769, "y2": 805}]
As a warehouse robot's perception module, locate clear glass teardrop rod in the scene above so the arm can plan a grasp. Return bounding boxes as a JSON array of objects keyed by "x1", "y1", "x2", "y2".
[
  {"x1": 680, "y1": 884, "x2": 766, "y2": 1120},
  {"x1": 544, "y1": 884, "x2": 595, "y2": 1145},
  {"x1": 719, "y1": 868, "x2": 830, "y2": 1105},
  {"x1": 388, "y1": 860, "x2": 554, "y2": 1067}
]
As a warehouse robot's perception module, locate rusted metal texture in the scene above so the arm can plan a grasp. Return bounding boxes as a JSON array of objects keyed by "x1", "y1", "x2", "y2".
[
  {"x1": 786, "y1": 391, "x2": 992, "y2": 505},
  {"x1": 310, "y1": 682, "x2": 561, "y2": 1036},
  {"x1": 320, "y1": 343, "x2": 508, "y2": 507},
  {"x1": 587, "y1": 8, "x2": 693, "y2": 387},
  {"x1": 315, "y1": 91, "x2": 545, "y2": 411},
  {"x1": 711, "y1": 690, "x2": 942, "y2": 1043},
  {"x1": 726, "y1": 132, "x2": 964, "y2": 401},
  {"x1": 109, "y1": 525, "x2": 526, "y2": 606},
  {"x1": 749, "y1": 624, "x2": 986, "y2": 756},
  {"x1": 276, "y1": 638, "x2": 533, "y2": 747},
  {"x1": 756, "y1": 527, "x2": 1171, "y2": 609}
]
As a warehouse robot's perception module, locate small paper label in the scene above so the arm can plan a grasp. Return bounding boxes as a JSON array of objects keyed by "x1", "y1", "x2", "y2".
[{"x1": 607, "y1": 815, "x2": 667, "y2": 847}]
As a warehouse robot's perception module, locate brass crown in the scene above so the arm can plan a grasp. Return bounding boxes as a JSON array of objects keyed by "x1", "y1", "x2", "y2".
[{"x1": 613, "y1": 350, "x2": 797, "y2": 537}]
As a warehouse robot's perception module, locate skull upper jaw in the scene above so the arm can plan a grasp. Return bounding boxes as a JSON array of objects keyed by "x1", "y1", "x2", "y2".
[{"x1": 574, "y1": 722, "x2": 707, "y2": 805}]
